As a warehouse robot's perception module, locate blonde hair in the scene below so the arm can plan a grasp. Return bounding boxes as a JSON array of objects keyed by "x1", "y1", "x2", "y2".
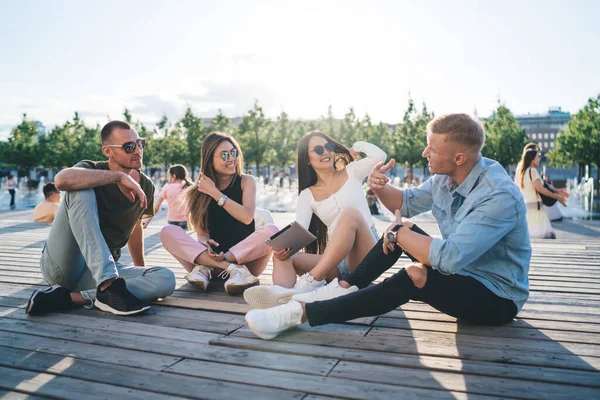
[
  {"x1": 426, "y1": 113, "x2": 485, "y2": 152},
  {"x1": 184, "y1": 132, "x2": 244, "y2": 232}
]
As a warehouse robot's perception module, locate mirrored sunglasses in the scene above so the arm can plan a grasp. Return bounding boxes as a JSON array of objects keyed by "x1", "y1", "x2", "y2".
[
  {"x1": 311, "y1": 142, "x2": 336, "y2": 156},
  {"x1": 106, "y1": 138, "x2": 146, "y2": 154},
  {"x1": 218, "y1": 148, "x2": 238, "y2": 162}
]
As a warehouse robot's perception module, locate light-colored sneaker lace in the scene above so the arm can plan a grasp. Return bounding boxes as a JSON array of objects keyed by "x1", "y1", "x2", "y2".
[{"x1": 218, "y1": 264, "x2": 242, "y2": 280}]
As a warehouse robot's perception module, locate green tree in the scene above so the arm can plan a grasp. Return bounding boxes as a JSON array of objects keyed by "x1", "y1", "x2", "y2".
[
  {"x1": 549, "y1": 94, "x2": 600, "y2": 183},
  {"x1": 481, "y1": 103, "x2": 528, "y2": 169},
  {"x1": 394, "y1": 98, "x2": 433, "y2": 174},
  {"x1": 5, "y1": 114, "x2": 43, "y2": 175},
  {"x1": 155, "y1": 115, "x2": 187, "y2": 172},
  {"x1": 237, "y1": 101, "x2": 271, "y2": 173},
  {"x1": 207, "y1": 109, "x2": 232, "y2": 134},
  {"x1": 339, "y1": 107, "x2": 359, "y2": 146},
  {"x1": 123, "y1": 108, "x2": 133, "y2": 124},
  {"x1": 40, "y1": 113, "x2": 103, "y2": 169},
  {"x1": 180, "y1": 107, "x2": 206, "y2": 179},
  {"x1": 270, "y1": 110, "x2": 298, "y2": 169}
]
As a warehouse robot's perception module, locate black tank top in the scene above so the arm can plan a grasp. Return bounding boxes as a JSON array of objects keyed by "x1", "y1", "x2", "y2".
[{"x1": 207, "y1": 175, "x2": 255, "y2": 252}]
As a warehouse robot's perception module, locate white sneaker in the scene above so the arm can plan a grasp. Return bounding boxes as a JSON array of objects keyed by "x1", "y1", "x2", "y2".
[
  {"x1": 219, "y1": 264, "x2": 259, "y2": 295},
  {"x1": 292, "y1": 278, "x2": 358, "y2": 303},
  {"x1": 294, "y1": 273, "x2": 326, "y2": 292},
  {"x1": 245, "y1": 300, "x2": 304, "y2": 340},
  {"x1": 243, "y1": 273, "x2": 326, "y2": 309},
  {"x1": 185, "y1": 265, "x2": 212, "y2": 291}
]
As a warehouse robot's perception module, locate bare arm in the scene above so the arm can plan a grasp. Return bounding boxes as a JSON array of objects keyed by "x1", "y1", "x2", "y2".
[
  {"x1": 368, "y1": 160, "x2": 404, "y2": 213},
  {"x1": 127, "y1": 220, "x2": 146, "y2": 266},
  {"x1": 197, "y1": 174, "x2": 256, "y2": 225},
  {"x1": 533, "y1": 179, "x2": 566, "y2": 206},
  {"x1": 55, "y1": 167, "x2": 124, "y2": 191},
  {"x1": 219, "y1": 175, "x2": 256, "y2": 224},
  {"x1": 55, "y1": 167, "x2": 147, "y2": 209}
]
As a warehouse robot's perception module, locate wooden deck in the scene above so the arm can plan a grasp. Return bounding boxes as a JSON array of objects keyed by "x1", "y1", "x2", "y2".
[{"x1": 0, "y1": 213, "x2": 599, "y2": 399}]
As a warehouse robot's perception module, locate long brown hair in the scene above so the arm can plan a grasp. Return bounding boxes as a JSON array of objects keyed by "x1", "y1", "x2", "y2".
[
  {"x1": 297, "y1": 131, "x2": 353, "y2": 254},
  {"x1": 518, "y1": 149, "x2": 538, "y2": 189},
  {"x1": 184, "y1": 132, "x2": 244, "y2": 232}
]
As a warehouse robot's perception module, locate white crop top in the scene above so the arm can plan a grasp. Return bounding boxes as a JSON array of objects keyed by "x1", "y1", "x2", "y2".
[{"x1": 295, "y1": 141, "x2": 387, "y2": 235}]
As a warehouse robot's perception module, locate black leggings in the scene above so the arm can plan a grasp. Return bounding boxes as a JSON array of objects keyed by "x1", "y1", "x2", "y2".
[
  {"x1": 306, "y1": 225, "x2": 518, "y2": 327},
  {"x1": 9, "y1": 189, "x2": 15, "y2": 207}
]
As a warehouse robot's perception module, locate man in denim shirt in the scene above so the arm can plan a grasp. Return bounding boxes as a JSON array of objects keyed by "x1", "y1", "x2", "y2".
[{"x1": 246, "y1": 113, "x2": 531, "y2": 340}]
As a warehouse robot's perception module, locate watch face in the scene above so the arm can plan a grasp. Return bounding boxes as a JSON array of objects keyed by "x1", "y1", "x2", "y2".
[{"x1": 386, "y1": 230, "x2": 395, "y2": 243}]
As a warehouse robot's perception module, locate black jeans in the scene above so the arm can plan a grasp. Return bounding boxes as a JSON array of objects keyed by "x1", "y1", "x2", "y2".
[
  {"x1": 8, "y1": 189, "x2": 15, "y2": 207},
  {"x1": 306, "y1": 225, "x2": 518, "y2": 327}
]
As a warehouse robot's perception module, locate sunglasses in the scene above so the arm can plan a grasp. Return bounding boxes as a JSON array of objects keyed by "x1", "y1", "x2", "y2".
[
  {"x1": 217, "y1": 148, "x2": 238, "y2": 162},
  {"x1": 105, "y1": 138, "x2": 146, "y2": 154},
  {"x1": 311, "y1": 142, "x2": 336, "y2": 156}
]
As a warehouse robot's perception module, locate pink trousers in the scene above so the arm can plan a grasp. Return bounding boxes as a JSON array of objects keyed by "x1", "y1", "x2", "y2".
[{"x1": 160, "y1": 224, "x2": 279, "y2": 277}]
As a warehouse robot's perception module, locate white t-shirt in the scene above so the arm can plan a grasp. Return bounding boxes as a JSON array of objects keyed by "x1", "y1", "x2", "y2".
[
  {"x1": 295, "y1": 141, "x2": 386, "y2": 235},
  {"x1": 521, "y1": 167, "x2": 541, "y2": 204}
]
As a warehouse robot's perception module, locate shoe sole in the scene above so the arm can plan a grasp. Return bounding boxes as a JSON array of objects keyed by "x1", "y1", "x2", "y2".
[
  {"x1": 245, "y1": 312, "x2": 277, "y2": 340},
  {"x1": 26, "y1": 285, "x2": 61, "y2": 315},
  {"x1": 186, "y1": 278, "x2": 208, "y2": 291},
  {"x1": 226, "y1": 280, "x2": 259, "y2": 296},
  {"x1": 243, "y1": 286, "x2": 296, "y2": 308},
  {"x1": 94, "y1": 299, "x2": 151, "y2": 316}
]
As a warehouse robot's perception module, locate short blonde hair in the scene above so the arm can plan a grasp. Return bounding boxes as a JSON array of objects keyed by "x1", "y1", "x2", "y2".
[{"x1": 426, "y1": 113, "x2": 485, "y2": 152}]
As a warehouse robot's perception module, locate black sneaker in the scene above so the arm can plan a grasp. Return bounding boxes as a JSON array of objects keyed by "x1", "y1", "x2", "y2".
[
  {"x1": 26, "y1": 285, "x2": 73, "y2": 315},
  {"x1": 94, "y1": 277, "x2": 150, "y2": 315}
]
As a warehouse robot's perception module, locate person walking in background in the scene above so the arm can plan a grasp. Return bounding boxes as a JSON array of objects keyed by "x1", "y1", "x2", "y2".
[
  {"x1": 160, "y1": 132, "x2": 279, "y2": 295},
  {"x1": 518, "y1": 149, "x2": 567, "y2": 239},
  {"x1": 33, "y1": 182, "x2": 61, "y2": 223},
  {"x1": 144, "y1": 164, "x2": 192, "y2": 230},
  {"x1": 6, "y1": 174, "x2": 17, "y2": 209}
]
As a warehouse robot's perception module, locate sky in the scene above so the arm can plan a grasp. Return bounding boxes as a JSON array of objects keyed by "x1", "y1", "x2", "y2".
[{"x1": 1, "y1": 0, "x2": 599, "y2": 140}]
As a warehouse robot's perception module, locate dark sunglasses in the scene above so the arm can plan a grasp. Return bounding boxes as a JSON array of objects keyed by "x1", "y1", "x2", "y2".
[
  {"x1": 217, "y1": 148, "x2": 238, "y2": 162},
  {"x1": 105, "y1": 138, "x2": 146, "y2": 154},
  {"x1": 311, "y1": 142, "x2": 336, "y2": 156}
]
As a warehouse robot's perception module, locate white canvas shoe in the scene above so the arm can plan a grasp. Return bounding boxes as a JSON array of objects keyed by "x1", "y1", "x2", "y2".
[
  {"x1": 185, "y1": 265, "x2": 213, "y2": 291},
  {"x1": 243, "y1": 272, "x2": 326, "y2": 309},
  {"x1": 220, "y1": 264, "x2": 259, "y2": 295},
  {"x1": 292, "y1": 278, "x2": 358, "y2": 303},
  {"x1": 245, "y1": 300, "x2": 304, "y2": 340}
]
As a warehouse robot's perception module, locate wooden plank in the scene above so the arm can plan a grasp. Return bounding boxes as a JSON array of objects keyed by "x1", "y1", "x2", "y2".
[
  {"x1": 0, "y1": 331, "x2": 181, "y2": 371},
  {"x1": 329, "y1": 360, "x2": 600, "y2": 399},
  {"x1": 0, "y1": 317, "x2": 337, "y2": 375},
  {"x1": 371, "y1": 317, "x2": 600, "y2": 343},
  {"x1": 0, "y1": 347, "x2": 305, "y2": 400},
  {"x1": 211, "y1": 336, "x2": 600, "y2": 388},
  {"x1": 0, "y1": 365, "x2": 188, "y2": 400},
  {"x1": 231, "y1": 328, "x2": 600, "y2": 371},
  {"x1": 165, "y1": 359, "x2": 498, "y2": 400}
]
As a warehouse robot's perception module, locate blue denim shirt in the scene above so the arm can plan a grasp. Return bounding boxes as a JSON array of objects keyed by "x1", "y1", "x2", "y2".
[{"x1": 400, "y1": 156, "x2": 531, "y2": 311}]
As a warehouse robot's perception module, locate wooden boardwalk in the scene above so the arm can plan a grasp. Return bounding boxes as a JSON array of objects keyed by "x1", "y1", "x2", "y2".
[{"x1": 0, "y1": 213, "x2": 599, "y2": 399}]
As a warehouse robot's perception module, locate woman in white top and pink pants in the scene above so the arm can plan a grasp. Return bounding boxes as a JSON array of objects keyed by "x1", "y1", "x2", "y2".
[{"x1": 244, "y1": 131, "x2": 386, "y2": 309}]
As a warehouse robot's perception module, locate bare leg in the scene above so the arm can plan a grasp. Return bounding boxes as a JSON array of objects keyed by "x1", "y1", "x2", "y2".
[
  {"x1": 309, "y1": 208, "x2": 377, "y2": 281},
  {"x1": 193, "y1": 252, "x2": 231, "y2": 270},
  {"x1": 70, "y1": 292, "x2": 92, "y2": 306},
  {"x1": 273, "y1": 252, "x2": 321, "y2": 288}
]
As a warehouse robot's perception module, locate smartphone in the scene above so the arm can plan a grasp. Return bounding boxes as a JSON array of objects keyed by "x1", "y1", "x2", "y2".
[{"x1": 207, "y1": 242, "x2": 221, "y2": 254}]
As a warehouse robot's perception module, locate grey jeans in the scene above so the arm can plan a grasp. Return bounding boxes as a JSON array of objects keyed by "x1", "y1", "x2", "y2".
[{"x1": 40, "y1": 189, "x2": 176, "y2": 304}]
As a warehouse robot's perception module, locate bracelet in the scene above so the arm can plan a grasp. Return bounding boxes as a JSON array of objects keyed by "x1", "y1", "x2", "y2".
[{"x1": 217, "y1": 195, "x2": 228, "y2": 207}]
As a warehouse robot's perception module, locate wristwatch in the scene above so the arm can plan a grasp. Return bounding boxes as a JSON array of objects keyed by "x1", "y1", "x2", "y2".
[
  {"x1": 217, "y1": 195, "x2": 228, "y2": 207},
  {"x1": 386, "y1": 223, "x2": 403, "y2": 246}
]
